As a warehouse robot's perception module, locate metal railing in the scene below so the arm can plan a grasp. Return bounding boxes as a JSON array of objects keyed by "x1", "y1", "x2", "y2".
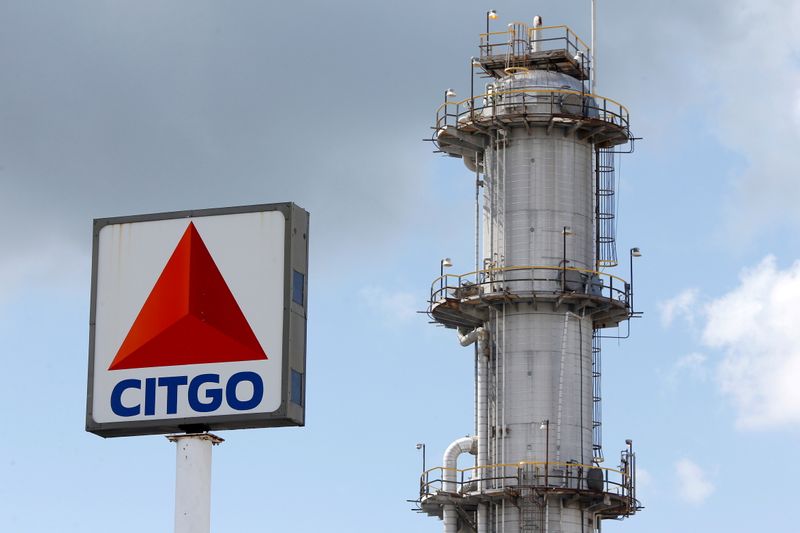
[
  {"x1": 420, "y1": 460, "x2": 636, "y2": 511},
  {"x1": 430, "y1": 265, "x2": 629, "y2": 308},
  {"x1": 436, "y1": 87, "x2": 629, "y2": 136},
  {"x1": 478, "y1": 24, "x2": 591, "y2": 63}
]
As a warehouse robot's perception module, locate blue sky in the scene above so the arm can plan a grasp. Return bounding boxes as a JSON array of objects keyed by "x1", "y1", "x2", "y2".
[{"x1": 1, "y1": 1, "x2": 799, "y2": 531}]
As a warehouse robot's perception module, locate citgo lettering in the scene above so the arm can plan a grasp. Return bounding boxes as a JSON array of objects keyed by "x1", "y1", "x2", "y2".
[{"x1": 110, "y1": 372, "x2": 264, "y2": 417}]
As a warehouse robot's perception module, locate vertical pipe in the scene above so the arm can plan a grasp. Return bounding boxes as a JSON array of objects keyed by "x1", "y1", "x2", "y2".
[
  {"x1": 442, "y1": 436, "x2": 477, "y2": 533},
  {"x1": 443, "y1": 506, "x2": 458, "y2": 533},
  {"x1": 531, "y1": 16, "x2": 543, "y2": 53},
  {"x1": 476, "y1": 150, "x2": 481, "y2": 281},
  {"x1": 168, "y1": 433, "x2": 223, "y2": 533},
  {"x1": 477, "y1": 329, "x2": 490, "y2": 532}
]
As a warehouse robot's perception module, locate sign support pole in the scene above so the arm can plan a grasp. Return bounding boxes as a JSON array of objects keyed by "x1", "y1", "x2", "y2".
[{"x1": 167, "y1": 433, "x2": 224, "y2": 533}]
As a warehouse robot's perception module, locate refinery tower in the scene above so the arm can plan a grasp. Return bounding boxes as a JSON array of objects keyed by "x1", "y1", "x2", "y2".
[{"x1": 415, "y1": 13, "x2": 641, "y2": 533}]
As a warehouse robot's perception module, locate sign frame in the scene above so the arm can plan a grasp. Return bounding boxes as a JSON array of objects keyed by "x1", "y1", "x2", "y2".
[{"x1": 85, "y1": 202, "x2": 309, "y2": 438}]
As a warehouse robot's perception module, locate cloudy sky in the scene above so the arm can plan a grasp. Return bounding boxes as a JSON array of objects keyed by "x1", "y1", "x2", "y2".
[{"x1": 1, "y1": 0, "x2": 799, "y2": 531}]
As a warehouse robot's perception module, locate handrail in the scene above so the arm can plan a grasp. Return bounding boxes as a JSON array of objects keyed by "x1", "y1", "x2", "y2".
[
  {"x1": 529, "y1": 24, "x2": 591, "y2": 53},
  {"x1": 478, "y1": 25, "x2": 591, "y2": 62},
  {"x1": 429, "y1": 265, "x2": 630, "y2": 309},
  {"x1": 434, "y1": 87, "x2": 629, "y2": 138},
  {"x1": 478, "y1": 30, "x2": 515, "y2": 39},
  {"x1": 419, "y1": 459, "x2": 637, "y2": 510},
  {"x1": 423, "y1": 459, "x2": 625, "y2": 478},
  {"x1": 478, "y1": 25, "x2": 587, "y2": 44},
  {"x1": 437, "y1": 88, "x2": 628, "y2": 117},
  {"x1": 434, "y1": 264, "x2": 629, "y2": 288}
]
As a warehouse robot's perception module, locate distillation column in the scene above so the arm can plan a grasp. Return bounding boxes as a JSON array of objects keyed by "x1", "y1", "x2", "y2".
[
  {"x1": 417, "y1": 16, "x2": 640, "y2": 533},
  {"x1": 484, "y1": 124, "x2": 595, "y2": 531}
]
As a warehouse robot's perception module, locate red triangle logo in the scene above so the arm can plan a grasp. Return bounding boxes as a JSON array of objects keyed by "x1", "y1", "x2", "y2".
[{"x1": 108, "y1": 222, "x2": 268, "y2": 370}]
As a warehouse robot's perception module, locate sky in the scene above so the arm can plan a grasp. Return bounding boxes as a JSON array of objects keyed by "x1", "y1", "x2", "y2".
[{"x1": 1, "y1": 0, "x2": 799, "y2": 531}]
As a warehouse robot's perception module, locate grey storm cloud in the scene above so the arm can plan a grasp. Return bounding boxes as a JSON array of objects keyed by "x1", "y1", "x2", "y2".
[
  {"x1": 0, "y1": 1, "x2": 454, "y2": 265},
  {"x1": 1, "y1": 0, "x2": 798, "y2": 272}
]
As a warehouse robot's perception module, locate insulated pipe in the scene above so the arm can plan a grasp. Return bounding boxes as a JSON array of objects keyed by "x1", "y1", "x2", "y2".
[
  {"x1": 443, "y1": 435, "x2": 477, "y2": 491},
  {"x1": 443, "y1": 436, "x2": 478, "y2": 533},
  {"x1": 531, "y1": 15, "x2": 543, "y2": 53},
  {"x1": 476, "y1": 329, "x2": 490, "y2": 533},
  {"x1": 456, "y1": 327, "x2": 490, "y2": 532},
  {"x1": 457, "y1": 327, "x2": 481, "y2": 347}
]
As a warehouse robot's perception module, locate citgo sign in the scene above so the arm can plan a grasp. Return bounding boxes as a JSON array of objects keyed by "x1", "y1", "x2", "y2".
[{"x1": 86, "y1": 204, "x2": 308, "y2": 437}]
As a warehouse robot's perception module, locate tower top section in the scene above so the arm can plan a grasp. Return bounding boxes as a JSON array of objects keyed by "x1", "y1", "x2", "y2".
[
  {"x1": 477, "y1": 22, "x2": 591, "y2": 80},
  {"x1": 433, "y1": 17, "x2": 631, "y2": 165}
]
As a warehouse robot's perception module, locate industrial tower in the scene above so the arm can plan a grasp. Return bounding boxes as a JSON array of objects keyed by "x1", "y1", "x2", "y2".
[{"x1": 416, "y1": 14, "x2": 641, "y2": 533}]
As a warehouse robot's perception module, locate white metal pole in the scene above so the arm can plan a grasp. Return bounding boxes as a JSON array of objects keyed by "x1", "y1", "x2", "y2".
[{"x1": 167, "y1": 433, "x2": 224, "y2": 533}]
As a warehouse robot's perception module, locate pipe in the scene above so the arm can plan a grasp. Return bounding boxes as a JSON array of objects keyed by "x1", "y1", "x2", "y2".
[
  {"x1": 476, "y1": 329, "x2": 490, "y2": 533},
  {"x1": 531, "y1": 15, "x2": 543, "y2": 53},
  {"x1": 455, "y1": 327, "x2": 488, "y2": 469},
  {"x1": 457, "y1": 327, "x2": 481, "y2": 347},
  {"x1": 443, "y1": 435, "x2": 478, "y2": 533}
]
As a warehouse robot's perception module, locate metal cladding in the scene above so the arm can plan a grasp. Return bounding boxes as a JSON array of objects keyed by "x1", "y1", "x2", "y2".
[{"x1": 417, "y1": 19, "x2": 641, "y2": 533}]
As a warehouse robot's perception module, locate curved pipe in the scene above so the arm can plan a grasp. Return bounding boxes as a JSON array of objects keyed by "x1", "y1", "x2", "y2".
[
  {"x1": 457, "y1": 327, "x2": 481, "y2": 347},
  {"x1": 443, "y1": 435, "x2": 477, "y2": 491},
  {"x1": 443, "y1": 435, "x2": 477, "y2": 533}
]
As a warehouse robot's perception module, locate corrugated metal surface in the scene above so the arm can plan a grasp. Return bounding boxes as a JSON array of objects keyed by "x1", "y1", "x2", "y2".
[{"x1": 483, "y1": 69, "x2": 596, "y2": 533}]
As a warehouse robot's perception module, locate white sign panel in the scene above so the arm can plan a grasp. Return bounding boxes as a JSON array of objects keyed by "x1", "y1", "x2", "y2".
[{"x1": 87, "y1": 204, "x2": 308, "y2": 437}]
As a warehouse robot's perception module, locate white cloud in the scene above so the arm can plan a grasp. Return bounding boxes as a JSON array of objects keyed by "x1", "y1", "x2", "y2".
[
  {"x1": 659, "y1": 288, "x2": 698, "y2": 327},
  {"x1": 675, "y1": 458, "x2": 714, "y2": 505},
  {"x1": 604, "y1": 0, "x2": 800, "y2": 236},
  {"x1": 671, "y1": 352, "x2": 708, "y2": 383},
  {"x1": 702, "y1": 256, "x2": 800, "y2": 429},
  {"x1": 358, "y1": 286, "x2": 420, "y2": 323}
]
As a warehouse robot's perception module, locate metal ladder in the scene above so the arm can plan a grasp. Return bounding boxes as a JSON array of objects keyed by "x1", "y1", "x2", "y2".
[
  {"x1": 595, "y1": 147, "x2": 617, "y2": 268},
  {"x1": 592, "y1": 331, "x2": 604, "y2": 463},
  {"x1": 519, "y1": 470, "x2": 542, "y2": 533}
]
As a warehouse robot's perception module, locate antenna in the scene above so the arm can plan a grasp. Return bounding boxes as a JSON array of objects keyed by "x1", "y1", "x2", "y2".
[{"x1": 591, "y1": 0, "x2": 597, "y2": 91}]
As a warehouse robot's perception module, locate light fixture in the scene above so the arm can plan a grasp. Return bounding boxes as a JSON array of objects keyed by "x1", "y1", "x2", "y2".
[
  {"x1": 445, "y1": 88, "x2": 457, "y2": 99},
  {"x1": 486, "y1": 10, "x2": 498, "y2": 38},
  {"x1": 416, "y1": 442, "x2": 427, "y2": 474},
  {"x1": 562, "y1": 226, "x2": 574, "y2": 236},
  {"x1": 439, "y1": 258, "x2": 453, "y2": 292},
  {"x1": 471, "y1": 56, "x2": 481, "y2": 67},
  {"x1": 539, "y1": 419, "x2": 550, "y2": 486},
  {"x1": 629, "y1": 248, "x2": 642, "y2": 316}
]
